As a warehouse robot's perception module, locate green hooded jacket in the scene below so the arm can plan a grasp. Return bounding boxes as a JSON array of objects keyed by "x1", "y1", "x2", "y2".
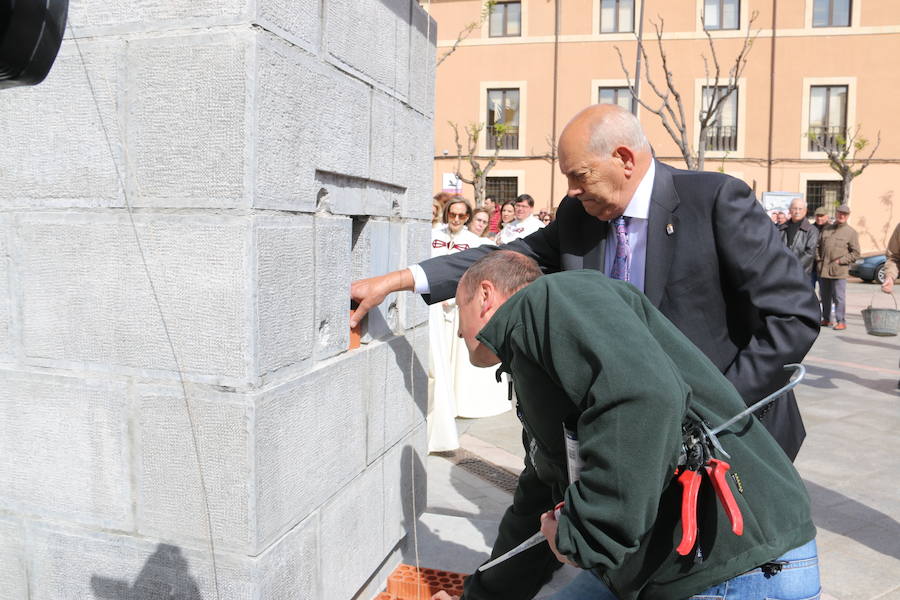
[{"x1": 463, "y1": 271, "x2": 814, "y2": 600}]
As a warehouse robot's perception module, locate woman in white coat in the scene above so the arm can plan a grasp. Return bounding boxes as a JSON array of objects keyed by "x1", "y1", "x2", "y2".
[{"x1": 427, "y1": 198, "x2": 510, "y2": 452}]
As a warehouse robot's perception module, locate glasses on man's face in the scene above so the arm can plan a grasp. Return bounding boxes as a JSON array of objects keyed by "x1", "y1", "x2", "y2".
[{"x1": 448, "y1": 212, "x2": 468, "y2": 221}]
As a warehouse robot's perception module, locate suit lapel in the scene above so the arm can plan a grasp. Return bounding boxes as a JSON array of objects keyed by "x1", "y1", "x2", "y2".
[{"x1": 644, "y1": 162, "x2": 680, "y2": 307}]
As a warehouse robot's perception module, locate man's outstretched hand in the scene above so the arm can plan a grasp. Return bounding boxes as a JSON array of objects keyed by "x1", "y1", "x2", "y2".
[{"x1": 350, "y1": 269, "x2": 416, "y2": 328}]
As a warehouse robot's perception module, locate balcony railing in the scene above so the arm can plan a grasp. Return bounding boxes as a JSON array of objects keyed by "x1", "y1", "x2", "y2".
[
  {"x1": 704, "y1": 125, "x2": 737, "y2": 152},
  {"x1": 808, "y1": 125, "x2": 847, "y2": 152},
  {"x1": 487, "y1": 127, "x2": 519, "y2": 150}
]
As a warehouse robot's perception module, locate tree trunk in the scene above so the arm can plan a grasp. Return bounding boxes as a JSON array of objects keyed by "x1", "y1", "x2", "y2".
[{"x1": 842, "y1": 172, "x2": 853, "y2": 207}]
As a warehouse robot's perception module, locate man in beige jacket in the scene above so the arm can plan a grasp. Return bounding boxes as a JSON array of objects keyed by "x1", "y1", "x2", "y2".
[{"x1": 817, "y1": 204, "x2": 860, "y2": 330}]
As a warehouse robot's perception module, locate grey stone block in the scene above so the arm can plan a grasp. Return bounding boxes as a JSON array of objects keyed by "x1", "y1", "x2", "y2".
[
  {"x1": 370, "y1": 91, "x2": 398, "y2": 185},
  {"x1": 136, "y1": 384, "x2": 252, "y2": 551},
  {"x1": 253, "y1": 33, "x2": 319, "y2": 212},
  {"x1": 311, "y1": 66, "x2": 372, "y2": 181},
  {"x1": 19, "y1": 214, "x2": 250, "y2": 384},
  {"x1": 365, "y1": 342, "x2": 392, "y2": 462},
  {"x1": 408, "y1": 4, "x2": 437, "y2": 116},
  {"x1": 320, "y1": 464, "x2": 385, "y2": 600},
  {"x1": 127, "y1": 32, "x2": 248, "y2": 207},
  {"x1": 393, "y1": 105, "x2": 434, "y2": 221},
  {"x1": 0, "y1": 218, "x2": 10, "y2": 360},
  {"x1": 384, "y1": 335, "x2": 424, "y2": 448},
  {"x1": 0, "y1": 518, "x2": 27, "y2": 600},
  {"x1": 255, "y1": 513, "x2": 320, "y2": 599},
  {"x1": 314, "y1": 215, "x2": 352, "y2": 359},
  {"x1": 254, "y1": 353, "x2": 367, "y2": 547},
  {"x1": 409, "y1": 325, "x2": 429, "y2": 415},
  {"x1": 28, "y1": 523, "x2": 255, "y2": 600},
  {"x1": 314, "y1": 170, "x2": 403, "y2": 218},
  {"x1": 325, "y1": 0, "x2": 410, "y2": 97},
  {"x1": 255, "y1": 216, "x2": 316, "y2": 377},
  {"x1": 381, "y1": 423, "x2": 427, "y2": 554},
  {"x1": 254, "y1": 0, "x2": 320, "y2": 53},
  {"x1": 0, "y1": 372, "x2": 131, "y2": 530},
  {"x1": 0, "y1": 39, "x2": 125, "y2": 208},
  {"x1": 66, "y1": 0, "x2": 246, "y2": 35}
]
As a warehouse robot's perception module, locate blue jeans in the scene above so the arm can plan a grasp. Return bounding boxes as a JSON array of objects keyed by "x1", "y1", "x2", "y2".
[{"x1": 546, "y1": 540, "x2": 820, "y2": 600}]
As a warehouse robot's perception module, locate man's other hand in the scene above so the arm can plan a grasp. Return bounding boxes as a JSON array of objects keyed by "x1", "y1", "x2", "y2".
[
  {"x1": 350, "y1": 269, "x2": 415, "y2": 327},
  {"x1": 540, "y1": 510, "x2": 577, "y2": 567},
  {"x1": 883, "y1": 277, "x2": 894, "y2": 294},
  {"x1": 431, "y1": 592, "x2": 459, "y2": 600}
]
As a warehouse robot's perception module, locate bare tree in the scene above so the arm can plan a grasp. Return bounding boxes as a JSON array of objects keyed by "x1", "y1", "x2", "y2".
[
  {"x1": 807, "y1": 125, "x2": 882, "y2": 207},
  {"x1": 615, "y1": 15, "x2": 759, "y2": 171},
  {"x1": 449, "y1": 121, "x2": 508, "y2": 207}
]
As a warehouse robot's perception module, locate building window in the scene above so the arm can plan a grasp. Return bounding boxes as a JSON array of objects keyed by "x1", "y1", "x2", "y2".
[
  {"x1": 806, "y1": 180, "x2": 843, "y2": 216},
  {"x1": 703, "y1": 0, "x2": 739, "y2": 30},
  {"x1": 600, "y1": 0, "x2": 635, "y2": 33},
  {"x1": 598, "y1": 86, "x2": 634, "y2": 112},
  {"x1": 486, "y1": 88, "x2": 520, "y2": 150},
  {"x1": 701, "y1": 86, "x2": 738, "y2": 152},
  {"x1": 486, "y1": 176, "x2": 519, "y2": 204},
  {"x1": 489, "y1": 2, "x2": 522, "y2": 37},
  {"x1": 808, "y1": 85, "x2": 847, "y2": 152},
  {"x1": 813, "y1": 0, "x2": 851, "y2": 27}
]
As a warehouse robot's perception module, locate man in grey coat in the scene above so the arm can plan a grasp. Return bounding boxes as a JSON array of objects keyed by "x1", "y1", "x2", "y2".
[{"x1": 779, "y1": 197, "x2": 819, "y2": 278}]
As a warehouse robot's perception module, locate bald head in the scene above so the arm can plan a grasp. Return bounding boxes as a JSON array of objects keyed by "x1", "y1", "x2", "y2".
[
  {"x1": 557, "y1": 104, "x2": 653, "y2": 221},
  {"x1": 561, "y1": 104, "x2": 650, "y2": 157}
]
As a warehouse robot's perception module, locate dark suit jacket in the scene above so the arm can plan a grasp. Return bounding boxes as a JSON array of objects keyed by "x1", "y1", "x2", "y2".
[{"x1": 419, "y1": 162, "x2": 821, "y2": 457}]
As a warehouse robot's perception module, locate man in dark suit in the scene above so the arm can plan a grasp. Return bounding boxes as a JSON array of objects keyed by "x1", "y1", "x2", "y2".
[{"x1": 351, "y1": 104, "x2": 819, "y2": 460}]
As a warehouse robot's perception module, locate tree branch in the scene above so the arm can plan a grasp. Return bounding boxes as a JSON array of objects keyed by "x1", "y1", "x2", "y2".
[{"x1": 435, "y1": 1, "x2": 497, "y2": 67}]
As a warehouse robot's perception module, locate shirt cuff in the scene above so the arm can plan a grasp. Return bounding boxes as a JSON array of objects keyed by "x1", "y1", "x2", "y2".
[{"x1": 408, "y1": 264, "x2": 430, "y2": 294}]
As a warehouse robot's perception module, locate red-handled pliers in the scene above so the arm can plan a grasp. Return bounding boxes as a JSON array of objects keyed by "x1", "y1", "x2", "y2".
[{"x1": 676, "y1": 458, "x2": 744, "y2": 556}]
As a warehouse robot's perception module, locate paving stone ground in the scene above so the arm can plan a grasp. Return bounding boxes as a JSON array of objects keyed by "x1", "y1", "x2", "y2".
[{"x1": 415, "y1": 279, "x2": 900, "y2": 600}]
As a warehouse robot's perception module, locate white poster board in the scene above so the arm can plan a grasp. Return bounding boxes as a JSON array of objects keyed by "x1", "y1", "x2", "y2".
[
  {"x1": 761, "y1": 191, "x2": 802, "y2": 216},
  {"x1": 442, "y1": 173, "x2": 463, "y2": 194}
]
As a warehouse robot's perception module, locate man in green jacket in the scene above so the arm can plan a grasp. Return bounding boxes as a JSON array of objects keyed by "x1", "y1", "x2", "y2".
[
  {"x1": 439, "y1": 251, "x2": 818, "y2": 600},
  {"x1": 817, "y1": 204, "x2": 860, "y2": 330}
]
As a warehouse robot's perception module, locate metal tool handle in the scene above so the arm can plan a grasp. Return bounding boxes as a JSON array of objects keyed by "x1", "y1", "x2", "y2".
[
  {"x1": 477, "y1": 503, "x2": 564, "y2": 572},
  {"x1": 710, "y1": 363, "x2": 806, "y2": 436}
]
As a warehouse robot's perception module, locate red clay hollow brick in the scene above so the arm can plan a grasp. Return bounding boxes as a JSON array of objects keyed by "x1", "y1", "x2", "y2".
[{"x1": 386, "y1": 564, "x2": 466, "y2": 600}]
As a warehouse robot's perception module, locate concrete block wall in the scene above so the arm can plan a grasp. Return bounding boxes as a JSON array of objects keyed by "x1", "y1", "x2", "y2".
[{"x1": 0, "y1": 1, "x2": 435, "y2": 598}]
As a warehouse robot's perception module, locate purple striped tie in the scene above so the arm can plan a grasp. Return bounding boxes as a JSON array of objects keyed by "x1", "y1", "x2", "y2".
[{"x1": 610, "y1": 216, "x2": 631, "y2": 282}]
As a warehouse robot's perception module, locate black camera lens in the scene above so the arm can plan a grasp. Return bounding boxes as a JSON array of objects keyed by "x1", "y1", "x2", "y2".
[{"x1": 0, "y1": 0, "x2": 69, "y2": 90}]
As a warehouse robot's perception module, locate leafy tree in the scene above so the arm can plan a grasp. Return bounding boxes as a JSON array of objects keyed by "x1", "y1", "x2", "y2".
[
  {"x1": 807, "y1": 125, "x2": 882, "y2": 206},
  {"x1": 448, "y1": 121, "x2": 508, "y2": 207}
]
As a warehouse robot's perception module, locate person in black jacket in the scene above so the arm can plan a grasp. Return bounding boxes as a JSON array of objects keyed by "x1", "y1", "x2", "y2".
[
  {"x1": 351, "y1": 104, "x2": 820, "y2": 460},
  {"x1": 779, "y1": 198, "x2": 819, "y2": 278}
]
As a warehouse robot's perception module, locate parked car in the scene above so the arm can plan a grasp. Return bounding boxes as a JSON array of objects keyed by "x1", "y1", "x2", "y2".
[{"x1": 850, "y1": 253, "x2": 887, "y2": 283}]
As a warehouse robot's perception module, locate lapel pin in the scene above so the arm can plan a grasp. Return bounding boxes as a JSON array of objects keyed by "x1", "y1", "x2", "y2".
[{"x1": 666, "y1": 223, "x2": 674, "y2": 235}]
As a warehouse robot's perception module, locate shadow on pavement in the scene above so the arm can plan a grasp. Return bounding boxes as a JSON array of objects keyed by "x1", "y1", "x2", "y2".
[
  {"x1": 801, "y1": 364, "x2": 898, "y2": 394},
  {"x1": 804, "y1": 480, "x2": 900, "y2": 560},
  {"x1": 833, "y1": 335, "x2": 900, "y2": 352}
]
